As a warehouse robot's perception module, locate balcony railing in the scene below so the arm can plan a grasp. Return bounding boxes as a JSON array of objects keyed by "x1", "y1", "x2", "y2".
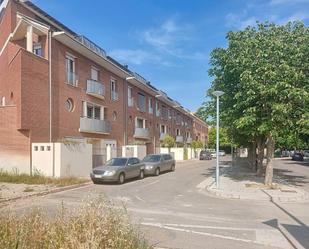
[
  {"x1": 75, "y1": 35, "x2": 107, "y2": 58},
  {"x1": 186, "y1": 137, "x2": 192, "y2": 144},
  {"x1": 134, "y1": 127, "x2": 150, "y2": 139},
  {"x1": 86, "y1": 79, "x2": 105, "y2": 99},
  {"x1": 66, "y1": 71, "x2": 78, "y2": 86},
  {"x1": 160, "y1": 133, "x2": 168, "y2": 141},
  {"x1": 79, "y1": 117, "x2": 111, "y2": 134},
  {"x1": 176, "y1": 135, "x2": 184, "y2": 143},
  {"x1": 111, "y1": 91, "x2": 118, "y2": 101}
]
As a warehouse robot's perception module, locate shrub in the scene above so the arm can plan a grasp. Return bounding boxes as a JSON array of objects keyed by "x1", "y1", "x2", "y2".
[{"x1": 0, "y1": 198, "x2": 152, "y2": 249}]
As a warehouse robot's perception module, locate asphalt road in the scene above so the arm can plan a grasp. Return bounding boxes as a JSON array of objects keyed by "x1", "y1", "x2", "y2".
[{"x1": 2, "y1": 157, "x2": 309, "y2": 249}]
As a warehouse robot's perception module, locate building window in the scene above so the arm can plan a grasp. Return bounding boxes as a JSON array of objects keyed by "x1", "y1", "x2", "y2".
[
  {"x1": 160, "y1": 125, "x2": 166, "y2": 133},
  {"x1": 128, "y1": 86, "x2": 133, "y2": 107},
  {"x1": 156, "y1": 101, "x2": 160, "y2": 117},
  {"x1": 111, "y1": 78, "x2": 118, "y2": 101},
  {"x1": 149, "y1": 97, "x2": 153, "y2": 114},
  {"x1": 94, "y1": 106, "x2": 101, "y2": 119},
  {"x1": 65, "y1": 98, "x2": 74, "y2": 112},
  {"x1": 176, "y1": 129, "x2": 180, "y2": 136},
  {"x1": 136, "y1": 117, "x2": 145, "y2": 128},
  {"x1": 91, "y1": 67, "x2": 99, "y2": 81},
  {"x1": 40, "y1": 146, "x2": 45, "y2": 151},
  {"x1": 33, "y1": 43, "x2": 42, "y2": 57},
  {"x1": 112, "y1": 111, "x2": 117, "y2": 121},
  {"x1": 137, "y1": 93, "x2": 146, "y2": 112},
  {"x1": 83, "y1": 101, "x2": 103, "y2": 120},
  {"x1": 65, "y1": 55, "x2": 77, "y2": 86},
  {"x1": 34, "y1": 146, "x2": 38, "y2": 151},
  {"x1": 1, "y1": 96, "x2": 5, "y2": 106},
  {"x1": 161, "y1": 105, "x2": 168, "y2": 119}
]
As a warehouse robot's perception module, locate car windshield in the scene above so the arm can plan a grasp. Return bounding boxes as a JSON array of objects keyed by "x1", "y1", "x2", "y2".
[
  {"x1": 105, "y1": 158, "x2": 128, "y2": 166},
  {"x1": 143, "y1": 155, "x2": 161, "y2": 162}
]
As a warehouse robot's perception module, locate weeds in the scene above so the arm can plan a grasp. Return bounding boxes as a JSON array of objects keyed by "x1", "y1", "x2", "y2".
[
  {"x1": 0, "y1": 198, "x2": 152, "y2": 249},
  {"x1": 0, "y1": 170, "x2": 89, "y2": 186}
]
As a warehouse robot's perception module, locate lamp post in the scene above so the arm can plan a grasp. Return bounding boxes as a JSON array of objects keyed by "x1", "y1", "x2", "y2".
[{"x1": 212, "y1": 90, "x2": 224, "y2": 188}]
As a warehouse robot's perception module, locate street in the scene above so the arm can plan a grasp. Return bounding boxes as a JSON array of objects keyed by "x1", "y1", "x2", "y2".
[{"x1": 2, "y1": 157, "x2": 309, "y2": 249}]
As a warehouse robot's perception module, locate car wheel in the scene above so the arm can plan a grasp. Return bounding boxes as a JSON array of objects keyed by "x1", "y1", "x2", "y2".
[
  {"x1": 92, "y1": 180, "x2": 99, "y2": 184},
  {"x1": 170, "y1": 164, "x2": 175, "y2": 171},
  {"x1": 154, "y1": 168, "x2": 160, "y2": 176},
  {"x1": 139, "y1": 170, "x2": 145, "y2": 179},
  {"x1": 118, "y1": 173, "x2": 125, "y2": 184}
]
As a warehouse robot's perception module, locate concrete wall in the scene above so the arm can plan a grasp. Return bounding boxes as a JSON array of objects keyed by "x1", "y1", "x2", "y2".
[
  {"x1": 32, "y1": 142, "x2": 92, "y2": 178},
  {"x1": 122, "y1": 145, "x2": 147, "y2": 160}
]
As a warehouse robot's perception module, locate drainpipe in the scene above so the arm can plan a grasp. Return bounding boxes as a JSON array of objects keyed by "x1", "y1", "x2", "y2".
[
  {"x1": 48, "y1": 30, "x2": 55, "y2": 177},
  {"x1": 123, "y1": 78, "x2": 128, "y2": 147}
]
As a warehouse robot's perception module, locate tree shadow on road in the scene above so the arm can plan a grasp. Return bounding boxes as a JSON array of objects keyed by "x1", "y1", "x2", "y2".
[{"x1": 201, "y1": 158, "x2": 309, "y2": 187}]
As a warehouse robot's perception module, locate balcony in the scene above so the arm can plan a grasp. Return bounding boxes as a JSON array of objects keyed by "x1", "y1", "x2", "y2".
[
  {"x1": 186, "y1": 137, "x2": 192, "y2": 144},
  {"x1": 66, "y1": 71, "x2": 78, "y2": 86},
  {"x1": 176, "y1": 135, "x2": 184, "y2": 143},
  {"x1": 160, "y1": 133, "x2": 168, "y2": 141},
  {"x1": 134, "y1": 127, "x2": 150, "y2": 139},
  {"x1": 86, "y1": 79, "x2": 105, "y2": 99},
  {"x1": 79, "y1": 117, "x2": 111, "y2": 134},
  {"x1": 111, "y1": 91, "x2": 118, "y2": 101}
]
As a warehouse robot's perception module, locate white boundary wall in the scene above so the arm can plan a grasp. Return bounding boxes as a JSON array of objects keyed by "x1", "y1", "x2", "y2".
[
  {"x1": 32, "y1": 142, "x2": 92, "y2": 178},
  {"x1": 122, "y1": 145, "x2": 147, "y2": 160}
]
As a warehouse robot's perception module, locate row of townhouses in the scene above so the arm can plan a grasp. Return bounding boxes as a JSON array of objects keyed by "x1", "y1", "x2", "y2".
[{"x1": 0, "y1": 0, "x2": 208, "y2": 174}]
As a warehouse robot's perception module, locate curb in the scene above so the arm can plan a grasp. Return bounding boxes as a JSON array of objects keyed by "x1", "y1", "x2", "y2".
[
  {"x1": 204, "y1": 177, "x2": 309, "y2": 203},
  {"x1": 0, "y1": 181, "x2": 92, "y2": 205}
]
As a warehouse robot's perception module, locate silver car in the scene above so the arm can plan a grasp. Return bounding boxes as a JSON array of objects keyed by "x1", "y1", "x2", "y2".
[
  {"x1": 90, "y1": 157, "x2": 145, "y2": 184},
  {"x1": 143, "y1": 154, "x2": 176, "y2": 176}
]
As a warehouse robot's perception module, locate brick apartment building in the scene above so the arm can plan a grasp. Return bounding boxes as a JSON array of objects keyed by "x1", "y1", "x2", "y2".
[{"x1": 0, "y1": 0, "x2": 208, "y2": 173}]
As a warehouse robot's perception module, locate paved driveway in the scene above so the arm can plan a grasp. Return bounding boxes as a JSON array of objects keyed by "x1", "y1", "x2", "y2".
[{"x1": 2, "y1": 157, "x2": 309, "y2": 249}]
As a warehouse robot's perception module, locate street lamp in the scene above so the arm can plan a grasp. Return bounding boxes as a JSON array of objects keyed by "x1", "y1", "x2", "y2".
[{"x1": 212, "y1": 90, "x2": 224, "y2": 188}]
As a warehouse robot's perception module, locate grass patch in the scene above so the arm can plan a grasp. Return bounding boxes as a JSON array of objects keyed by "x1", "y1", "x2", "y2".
[
  {"x1": 0, "y1": 198, "x2": 152, "y2": 249},
  {"x1": 0, "y1": 170, "x2": 89, "y2": 186}
]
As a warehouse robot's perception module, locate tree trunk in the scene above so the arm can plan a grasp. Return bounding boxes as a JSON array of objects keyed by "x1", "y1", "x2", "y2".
[
  {"x1": 265, "y1": 134, "x2": 275, "y2": 186},
  {"x1": 256, "y1": 137, "x2": 265, "y2": 175},
  {"x1": 251, "y1": 141, "x2": 257, "y2": 171}
]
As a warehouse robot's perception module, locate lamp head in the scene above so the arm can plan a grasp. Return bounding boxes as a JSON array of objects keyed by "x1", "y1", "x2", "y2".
[{"x1": 212, "y1": 90, "x2": 225, "y2": 97}]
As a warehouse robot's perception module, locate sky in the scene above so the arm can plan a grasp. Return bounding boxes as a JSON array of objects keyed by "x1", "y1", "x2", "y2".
[{"x1": 33, "y1": 0, "x2": 309, "y2": 112}]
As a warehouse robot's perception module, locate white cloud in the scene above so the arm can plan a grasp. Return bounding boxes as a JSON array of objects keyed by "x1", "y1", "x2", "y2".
[
  {"x1": 225, "y1": 13, "x2": 257, "y2": 29},
  {"x1": 270, "y1": 0, "x2": 309, "y2": 5},
  {"x1": 109, "y1": 49, "x2": 176, "y2": 67},
  {"x1": 273, "y1": 12, "x2": 309, "y2": 23}
]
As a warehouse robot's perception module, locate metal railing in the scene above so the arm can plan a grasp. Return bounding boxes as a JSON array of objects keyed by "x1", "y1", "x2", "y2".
[
  {"x1": 80, "y1": 117, "x2": 111, "y2": 134},
  {"x1": 75, "y1": 35, "x2": 107, "y2": 58},
  {"x1": 176, "y1": 135, "x2": 184, "y2": 143},
  {"x1": 160, "y1": 133, "x2": 168, "y2": 141},
  {"x1": 86, "y1": 79, "x2": 105, "y2": 98},
  {"x1": 134, "y1": 127, "x2": 150, "y2": 139}
]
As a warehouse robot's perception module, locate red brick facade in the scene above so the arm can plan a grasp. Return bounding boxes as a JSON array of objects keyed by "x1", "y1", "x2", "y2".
[{"x1": 0, "y1": 0, "x2": 208, "y2": 172}]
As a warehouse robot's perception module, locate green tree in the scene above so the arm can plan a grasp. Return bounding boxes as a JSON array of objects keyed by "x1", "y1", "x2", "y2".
[
  {"x1": 163, "y1": 135, "x2": 175, "y2": 153},
  {"x1": 208, "y1": 127, "x2": 231, "y2": 149},
  {"x1": 206, "y1": 21, "x2": 309, "y2": 185}
]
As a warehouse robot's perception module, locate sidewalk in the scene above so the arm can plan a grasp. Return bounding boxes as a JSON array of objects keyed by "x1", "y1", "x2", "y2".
[{"x1": 203, "y1": 161, "x2": 309, "y2": 203}]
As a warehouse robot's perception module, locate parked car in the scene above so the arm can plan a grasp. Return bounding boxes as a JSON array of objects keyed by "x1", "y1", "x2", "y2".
[
  {"x1": 219, "y1": 150, "x2": 226, "y2": 156},
  {"x1": 304, "y1": 150, "x2": 309, "y2": 157},
  {"x1": 199, "y1": 150, "x2": 212, "y2": 160},
  {"x1": 90, "y1": 157, "x2": 145, "y2": 184},
  {"x1": 210, "y1": 150, "x2": 225, "y2": 157},
  {"x1": 291, "y1": 153, "x2": 304, "y2": 161},
  {"x1": 142, "y1": 154, "x2": 175, "y2": 176}
]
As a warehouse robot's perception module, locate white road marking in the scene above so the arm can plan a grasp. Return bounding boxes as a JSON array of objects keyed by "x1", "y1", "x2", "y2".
[
  {"x1": 196, "y1": 178, "x2": 213, "y2": 189},
  {"x1": 142, "y1": 222, "x2": 258, "y2": 231},
  {"x1": 141, "y1": 222, "x2": 265, "y2": 246},
  {"x1": 135, "y1": 195, "x2": 145, "y2": 202},
  {"x1": 142, "y1": 180, "x2": 160, "y2": 187}
]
